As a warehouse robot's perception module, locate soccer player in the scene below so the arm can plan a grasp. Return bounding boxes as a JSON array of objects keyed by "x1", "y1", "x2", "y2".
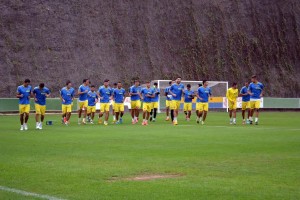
[
  {"x1": 141, "y1": 81, "x2": 155, "y2": 125},
  {"x1": 77, "y1": 79, "x2": 90, "y2": 124},
  {"x1": 164, "y1": 81, "x2": 173, "y2": 121},
  {"x1": 33, "y1": 83, "x2": 51, "y2": 129},
  {"x1": 60, "y1": 80, "x2": 75, "y2": 125},
  {"x1": 226, "y1": 82, "x2": 238, "y2": 125},
  {"x1": 240, "y1": 81, "x2": 251, "y2": 124},
  {"x1": 183, "y1": 84, "x2": 194, "y2": 121},
  {"x1": 150, "y1": 82, "x2": 160, "y2": 122},
  {"x1": 129, "y1": 80, "x2": 142, "y2": 124},
  {"x1": 248, "y1": 75, "x2": 264, "y2": 125},
  {"x1": 169, "y1": 77, "x2": 184, "y2": 125},
  {"x1": 195, "y1": 83, "x2": 203, "y2": 121},
  {"x1": 113, "y1": 82, "x2": 126, "y2": 124},
  {"x1": 196, "y1": 80, "x2": 212, "y2": 125},
  {"x1": 111, "y1": 82, "x2": 118, "y2": 123},
  {"x1": 16, "y1": 79, "x2": 32, "y2": 131},
  {"x1": 87, "y1": 85, "x2": 98, "y2": 124},
  {"x1": 98, "y1": 79, "x2": 113, "y2": 126}
]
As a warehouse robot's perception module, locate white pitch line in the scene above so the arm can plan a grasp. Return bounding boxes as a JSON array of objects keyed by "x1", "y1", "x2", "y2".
[
  {"x1": 211, "y1": 125, "x2": 300, "y2": 131},
  {"x1": 0, "y1": 186, "x2": 67, "y2": 200}
]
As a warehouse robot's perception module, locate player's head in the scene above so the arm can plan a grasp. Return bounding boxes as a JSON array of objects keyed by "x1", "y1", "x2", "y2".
[
  {"x1": 66, "y1": 80, "x2": 72, "y2": 88},
  {"x1": 83, "y1": 79, "x2": 89, "y2": 85},
  {"x1": 168, "y1": 81, "x2": 172, "y2": 86},
  {"x1": 232, "y1": 82, "x2": 237, "y2": 89},
  {"x1": 24, "y1": 79, "x2": 30, "y2": 87},
  {"x1": 251, "y1": 75, "x2": 257, "y2": 83},
  {"x1": 176, "y1": 77, "x2": 182, "y2": 84},
  {"x1": 113, "y1": 82, "x2": 118, "y2": 88},
  {"x1": 117, "y1": 82, "x2": 122, "y2": 89},
  {"x1": 90, "y1": 85, "x2": 95, "y2": 92},
  {"x1": 154, "y1": 82, "x2": 158, "y2": 88},
  {"x1": 145, "y1": 81, "x2": 151, "y2": 88},
  {"x1": 134, "y1": 80, "x2": 140, "y2": 86},
  {"x1": 187, "y1": 84, "x2": 191, "y2": 90},
  {"x1": 203, "y1": 80, "x2": 208, "y2": 87},
  {"x1": 104, "y1": 79, "x2": 109, "y2": 87},
  {"x1": 198, "y1": 83, "x2": 202, "y2": 88},
  {"x1": 39, "y1": 83, "x2": 45, "y2": 89},
  {"x1": 245, "y1": 81, "x2": 250, "y2": 87}
]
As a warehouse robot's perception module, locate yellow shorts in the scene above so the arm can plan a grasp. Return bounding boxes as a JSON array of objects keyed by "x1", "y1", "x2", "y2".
[
  {"x1": 143, "y1": 102, "x2": 152, "y2": 112},
  {"x1": 131, "y1": 100, "x2": 141, "y2": 109},
  {"x1": 62, "y1": 104, "x2": 72, "y2": 113},
  {"x1": 171, "y1": 100, "x2": 181, "y2": 110},
  {"x1": 100, "y1": 103, "x2": 110, "y2": 112},
  {"x1": 250, "y1": 100, "x2": 260, "y2": 109},
  {"x1": 242, "y1": 101, "x2": 250, "y2": 110},
  {"x1": 184, "y1": 103, "x2": 192, "y2": 111},
  {"x1": 114, "y1": 103, "x2": 124, "y2": 112},
  {"x1": 19, "y1": 104, "x2": 30, "y2": 114},
  {"x1": 198, "y1": 102, "x2": 209, "y2": 112},
  {"x1": 87, "y1": 106, "x2": 96, "y2": 114},
  {"x1": 79, "y1": 100, "x2": 88, "y2": 109},
  {"x1": 35, "y1": 104, "x2": 46, "y2": 115},
  {"x1": 111, "y1": 101, "x2": 115, "y2": 109},
  {"x1": 228, "y1": 100, "x2": 237, "y2": 110},
  {"x1": 166, "y1": 100, "x2": 171, "y2": 108},
  {"x1": 152, "y1": 102, "x2": 158, "y2": 109}
]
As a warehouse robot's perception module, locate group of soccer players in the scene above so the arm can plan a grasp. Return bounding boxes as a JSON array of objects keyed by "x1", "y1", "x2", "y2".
[{"x1": 16, "y1": 75, "x2": 264, "y2": 130}]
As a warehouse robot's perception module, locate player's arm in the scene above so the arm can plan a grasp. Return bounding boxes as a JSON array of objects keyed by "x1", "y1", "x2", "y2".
[
  {"x1": 169, "y1": 86, "x2": 176, "y2": 97},
  {"x1": 59, "y1": 90, "x2": 65, "y2": 103}
]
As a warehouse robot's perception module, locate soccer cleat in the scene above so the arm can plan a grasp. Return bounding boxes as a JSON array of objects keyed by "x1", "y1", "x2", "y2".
[
  {"x1": 116, "y1": 121, "x2": 120, "y2": 125},
  {"x1": 120, "y1": 118, "x2": 123, "y2": 124},
  {"x1": 98, "y1": 119, "x2": 103, "y2": 124},
  {"x1": 173, "y1": 120, "x2": 178, "y2": 125},
  {"x1": 249, "y1": 120, "x2": 253, "y2": 125},
  {"x1": 24, "y1": 123, "x2": 28, "y2": 130},
  {"x1": 145, "y1": 121, "x2": 149, "y2": 126},
  {"x1": 152, "y1": 118, "x2": 156, "y2": 122},
  {"x1": 201, "y1": 121, "x2": 205, "y2": 125},
  {"x1": 196, "y1": 120, "x2": 199, "y2": 124},
  {"x1": 104, "y1": 121, "x2": 108, "y2": 126},
  {"x1": 233, "y1": 121, "x2": 236, "y2": 125},
  {"x1": 165, "y1": 117, "x2": 169, "y2": 121},
  {"x1": 36, "y1": 124, "x2": 40, "y2": 129},
  {"x1": 242, "y1": 121, "x2": 246, "y2": 125},
  {"x1": 39, "y1": 123, "x2": 43, "y2": 130},
  {"x1": 142, "y1": 121, "x2": 146, "y2": 126},
  {"x1": 20, "y1": 125, "x2": 24, "y2": 131},
  {"x1": 90, "y1": 120, "x2": 94, "y2": 124}
]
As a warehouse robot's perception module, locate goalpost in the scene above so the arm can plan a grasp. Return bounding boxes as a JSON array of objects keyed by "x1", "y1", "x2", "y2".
[{"x1": 151, "y1": 80, "x2": 229, "y2": 113}]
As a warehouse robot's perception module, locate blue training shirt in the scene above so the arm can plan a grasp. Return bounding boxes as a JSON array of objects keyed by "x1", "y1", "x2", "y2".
[
  {"x1": 87, "y1": 91, "x2": 98, "y2": 106},
  {"x1": 165, "y1": 86, "x2": 172, "y2": 101},
  {"x1": 60, "y1": 87, "x2": 75, "y2": 105},
  {"x1": 78, "y1": 84, "x2": 90, "y2": 101},
  {"x1": 170, "y1": 83, "x2": 184, "y2": 101},
  {"x1": 17, "y1": 85, "x2": 32, "y2": 105},
  {"x1": 98, "y1": 86, "x2": 112, "y2": 103},
  {"x1": 248, "y1": 82, "x2": 264, "y2": 100},
  {"x1": 151, "y1": 87, "x2": 160, "y2": 102},
  {"x1": 240, "y1": 86, "x2": 250, "y2": 102},
  {"x1": 33, "y1": 87, "x2": 50, "y2": 105},
  {"x1": 198, "y1": 86, "x2": 212, "y2": 103},
  {"x1": 141, "y1": 87, "x2": 154, "y2": 103},
  {"x1": 184, "y1": 89, "x2": 194, "y2": 103},
  {"x1": 129, "y1": 85, "x2": 142, "y2": 101},
  {"x1": 114, "y1": 88, "x2": 126, "y2": 103}
]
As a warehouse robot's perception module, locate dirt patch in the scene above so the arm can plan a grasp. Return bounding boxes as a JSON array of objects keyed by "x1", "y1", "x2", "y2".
[{"x1": 108, "y1": 174, "x2": 183, "y2": 182}]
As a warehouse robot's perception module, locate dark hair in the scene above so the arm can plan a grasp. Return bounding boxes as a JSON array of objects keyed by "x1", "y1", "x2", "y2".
[
  {"x1": 145, "y1": 81, "x2": 150, "y2": 83},
  {"x1": 198, "y1": 83, "x2": 202, "y2": 87},
  {"x1": 154, "y1": 82, "x2": 158, "y2": 86},
  {"x1": 114, "y1": 82, "x2": 118, "y2": 86},
  {"x1": 187, "y1": 84, "x2": 191, "y2": 88},
  {"x1": 177, "y1": 76, "x2": 182, "y2": 79},
  {"x1": 232, "y1": 82, "x2": 237, "y2": 86},
  {"x1": 39, "y1": 83, "x2": 45, "y2": 88},
  {"x1": 203, "y1": 80, "x2": 207, "y2": 84},
  {"x1": 118, "y1": 81, "x2": 122, "y2": 84},
  {"x1": 90, "y1": 85, "x2": 95, "y2": 88},
  {"x1": 104, "y1": 79, "x2": 109, "y2": 83},
  {"x1": 169, "y1": 81, "x2": 172, "y2": 85},
  {"x1": 83, "y1": 79, "x2": 88, "y2": 83},
  {"x1": 66, "y1": 80, "x2": 71, "y2": 85},
  {"x1": 24, "y1": 79, "x2": 30, "y2": 83},
  {"x1": 134, "y1": 80, "x2": 140, "y2": 83},
  {"x1": 251, "y1": 75, "x2": 257, "y2": 79}
]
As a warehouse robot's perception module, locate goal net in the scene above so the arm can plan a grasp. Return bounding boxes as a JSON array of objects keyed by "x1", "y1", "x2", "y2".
[{"x1": 151, "y1": 80, "x2": 229, "y2": 113}]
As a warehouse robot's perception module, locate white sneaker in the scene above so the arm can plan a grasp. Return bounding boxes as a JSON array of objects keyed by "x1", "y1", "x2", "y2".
[
  {"x1": 201, "y1": 121, "x2": 205, "y2": 125},
  {"x1": 20, "y1": 125, "x2": 24, "y2": 131},
  {"x1": 24, "y1": 123, "x2": 28, "y2": 130},
  {"x1": 36, "y1": 123, "x2": 39, "y2": 129},
  {"x1": 39, "y1": 122, "x2": 43, "y2": 130}
]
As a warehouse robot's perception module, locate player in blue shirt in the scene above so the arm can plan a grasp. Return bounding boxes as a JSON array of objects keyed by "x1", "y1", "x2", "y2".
[
  {"x1": 169, "y1": 77, "x2": 184, "y2": 125},
  {"x1": 16, "y1": 79, "x2": 32, "y2": 131},
  {"x1": 196, "y1": 80, "x2": 212, "y2": 125},
  {"x1": 248, "y1": 75, "x2": 264, "y2": 125},
  {"x1": 141, "y1": 81, "x2": 155, "y2": 125},
  {"x1": 129, "y1": 80, "x2": 142, "y2": 124},
  {"x1": 77, "y1": 79, "x2": 90, "y2": 124},
  {"x1": 150, "y1": 82, "x2": 160, "y2": 122},
  {"x1": 183, "y1": 84, "x2": 195, "y2": 121},
  {"x1": 87, "y1": 85, "x2": 98, "y2": 124},
  {"x1": 60, "y1": 80, "x2": 75, "y2": 125},
  {"x1": 195, "y1": 83, "x2": 203, "y2": 120},
  {"x1": 98, "y1": 79, "x2": 113, "y2": 125},
  {"x1": 33, "y1": 83, "x2": 51, "y2": 129},
  {"x1": 111, "y1": 82, "x2": 118, "y2": 123},
  {"x1": 164, "y1": 81, "x2": 173, "y2": 121},
  {"x1": 240, "y1": 81, "x2": 250, "y2": 124},
  {"x1": 113, "y1": 82, "x2": 126, "y2": 124}
]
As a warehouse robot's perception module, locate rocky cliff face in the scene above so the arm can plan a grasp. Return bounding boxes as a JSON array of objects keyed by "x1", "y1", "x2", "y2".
[{"x1": 1, "y1": 0, "x2": 299, "y2": 97}]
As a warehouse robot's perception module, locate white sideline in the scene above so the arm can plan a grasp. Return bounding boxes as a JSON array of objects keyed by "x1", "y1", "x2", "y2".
[{"x1": 0, "y1": 185, "x2": 67, "y2": 200}]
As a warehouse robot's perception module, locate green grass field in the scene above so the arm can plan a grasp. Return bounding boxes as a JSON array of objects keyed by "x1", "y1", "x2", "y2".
[{"x1": 0, "y1": 112, "x2": 300, "y2": 200}]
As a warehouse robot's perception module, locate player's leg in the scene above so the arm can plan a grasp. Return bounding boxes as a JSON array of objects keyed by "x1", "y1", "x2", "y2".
[
  {"x1": 66, "y1": 105, "x2": 72, "y2": 124},
  {"x1": 165, "y1": 101, "x2": 170, "y2": 121},
  {"x1": 39, "y1": 106, "x2": 46, "y2": 129},
  {"x1": 23, "y1": 105, "x2": 30, "y2": 130},
  {"x1": 202, "y1": 103, "x2": 208, "y2": 124},
  {"x1": 254, "y1": 101, "x2": 260, "y2": 125},
  {"x1": 150, "y1": 103, "x2": 153, "y2": 122},
  {"x1": 119, "y1": 104, "x2": 124, "y2": 124},
  {"x1": 82, "y1": 101, "x2": 88, "y2": 124},
  {"x1": 78, "y1": 102, "x2": 83, "y2": 124},
  {"x1": 19, "y1": 105, "x2": 25, "y2": 130},
  {"x1": 35, "y1": 104, "x2": 40, "y2": 129},
  {"x1": 104, "y1": 104, "x2": 110, "y2": 125},
  {"x1": 98, "y1": 104, "x2": 104, "y2": 124},
  {"x1": 183, "y1": 103, "x2": 188, "y2": 119},
  {"x1": 135, "y1": 100, "x2": 141, "y2": 122},
  {"x1": 249, "y1": 101, "x2": 255, "y2": 124}
]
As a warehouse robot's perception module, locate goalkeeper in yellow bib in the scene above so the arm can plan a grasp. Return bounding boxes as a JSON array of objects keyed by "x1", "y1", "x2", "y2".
[{"x1": 226, "y1": 82, "x2": 238, "y2": 125}]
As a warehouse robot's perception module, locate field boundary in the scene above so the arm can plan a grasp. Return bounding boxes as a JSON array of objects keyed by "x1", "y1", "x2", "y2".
[{"x1": 0, "y1": 185, "x2": 66, "y2": 200}]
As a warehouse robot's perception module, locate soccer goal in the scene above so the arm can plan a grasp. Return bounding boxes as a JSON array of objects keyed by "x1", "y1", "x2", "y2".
[{"x1": 151, "y1": 80, "x2": 229, "y2": 113}]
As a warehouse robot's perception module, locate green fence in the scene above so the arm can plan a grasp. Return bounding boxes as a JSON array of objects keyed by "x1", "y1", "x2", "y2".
[{"x1": 263, "y1": 98, "x2": 300, "y2": 109}]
